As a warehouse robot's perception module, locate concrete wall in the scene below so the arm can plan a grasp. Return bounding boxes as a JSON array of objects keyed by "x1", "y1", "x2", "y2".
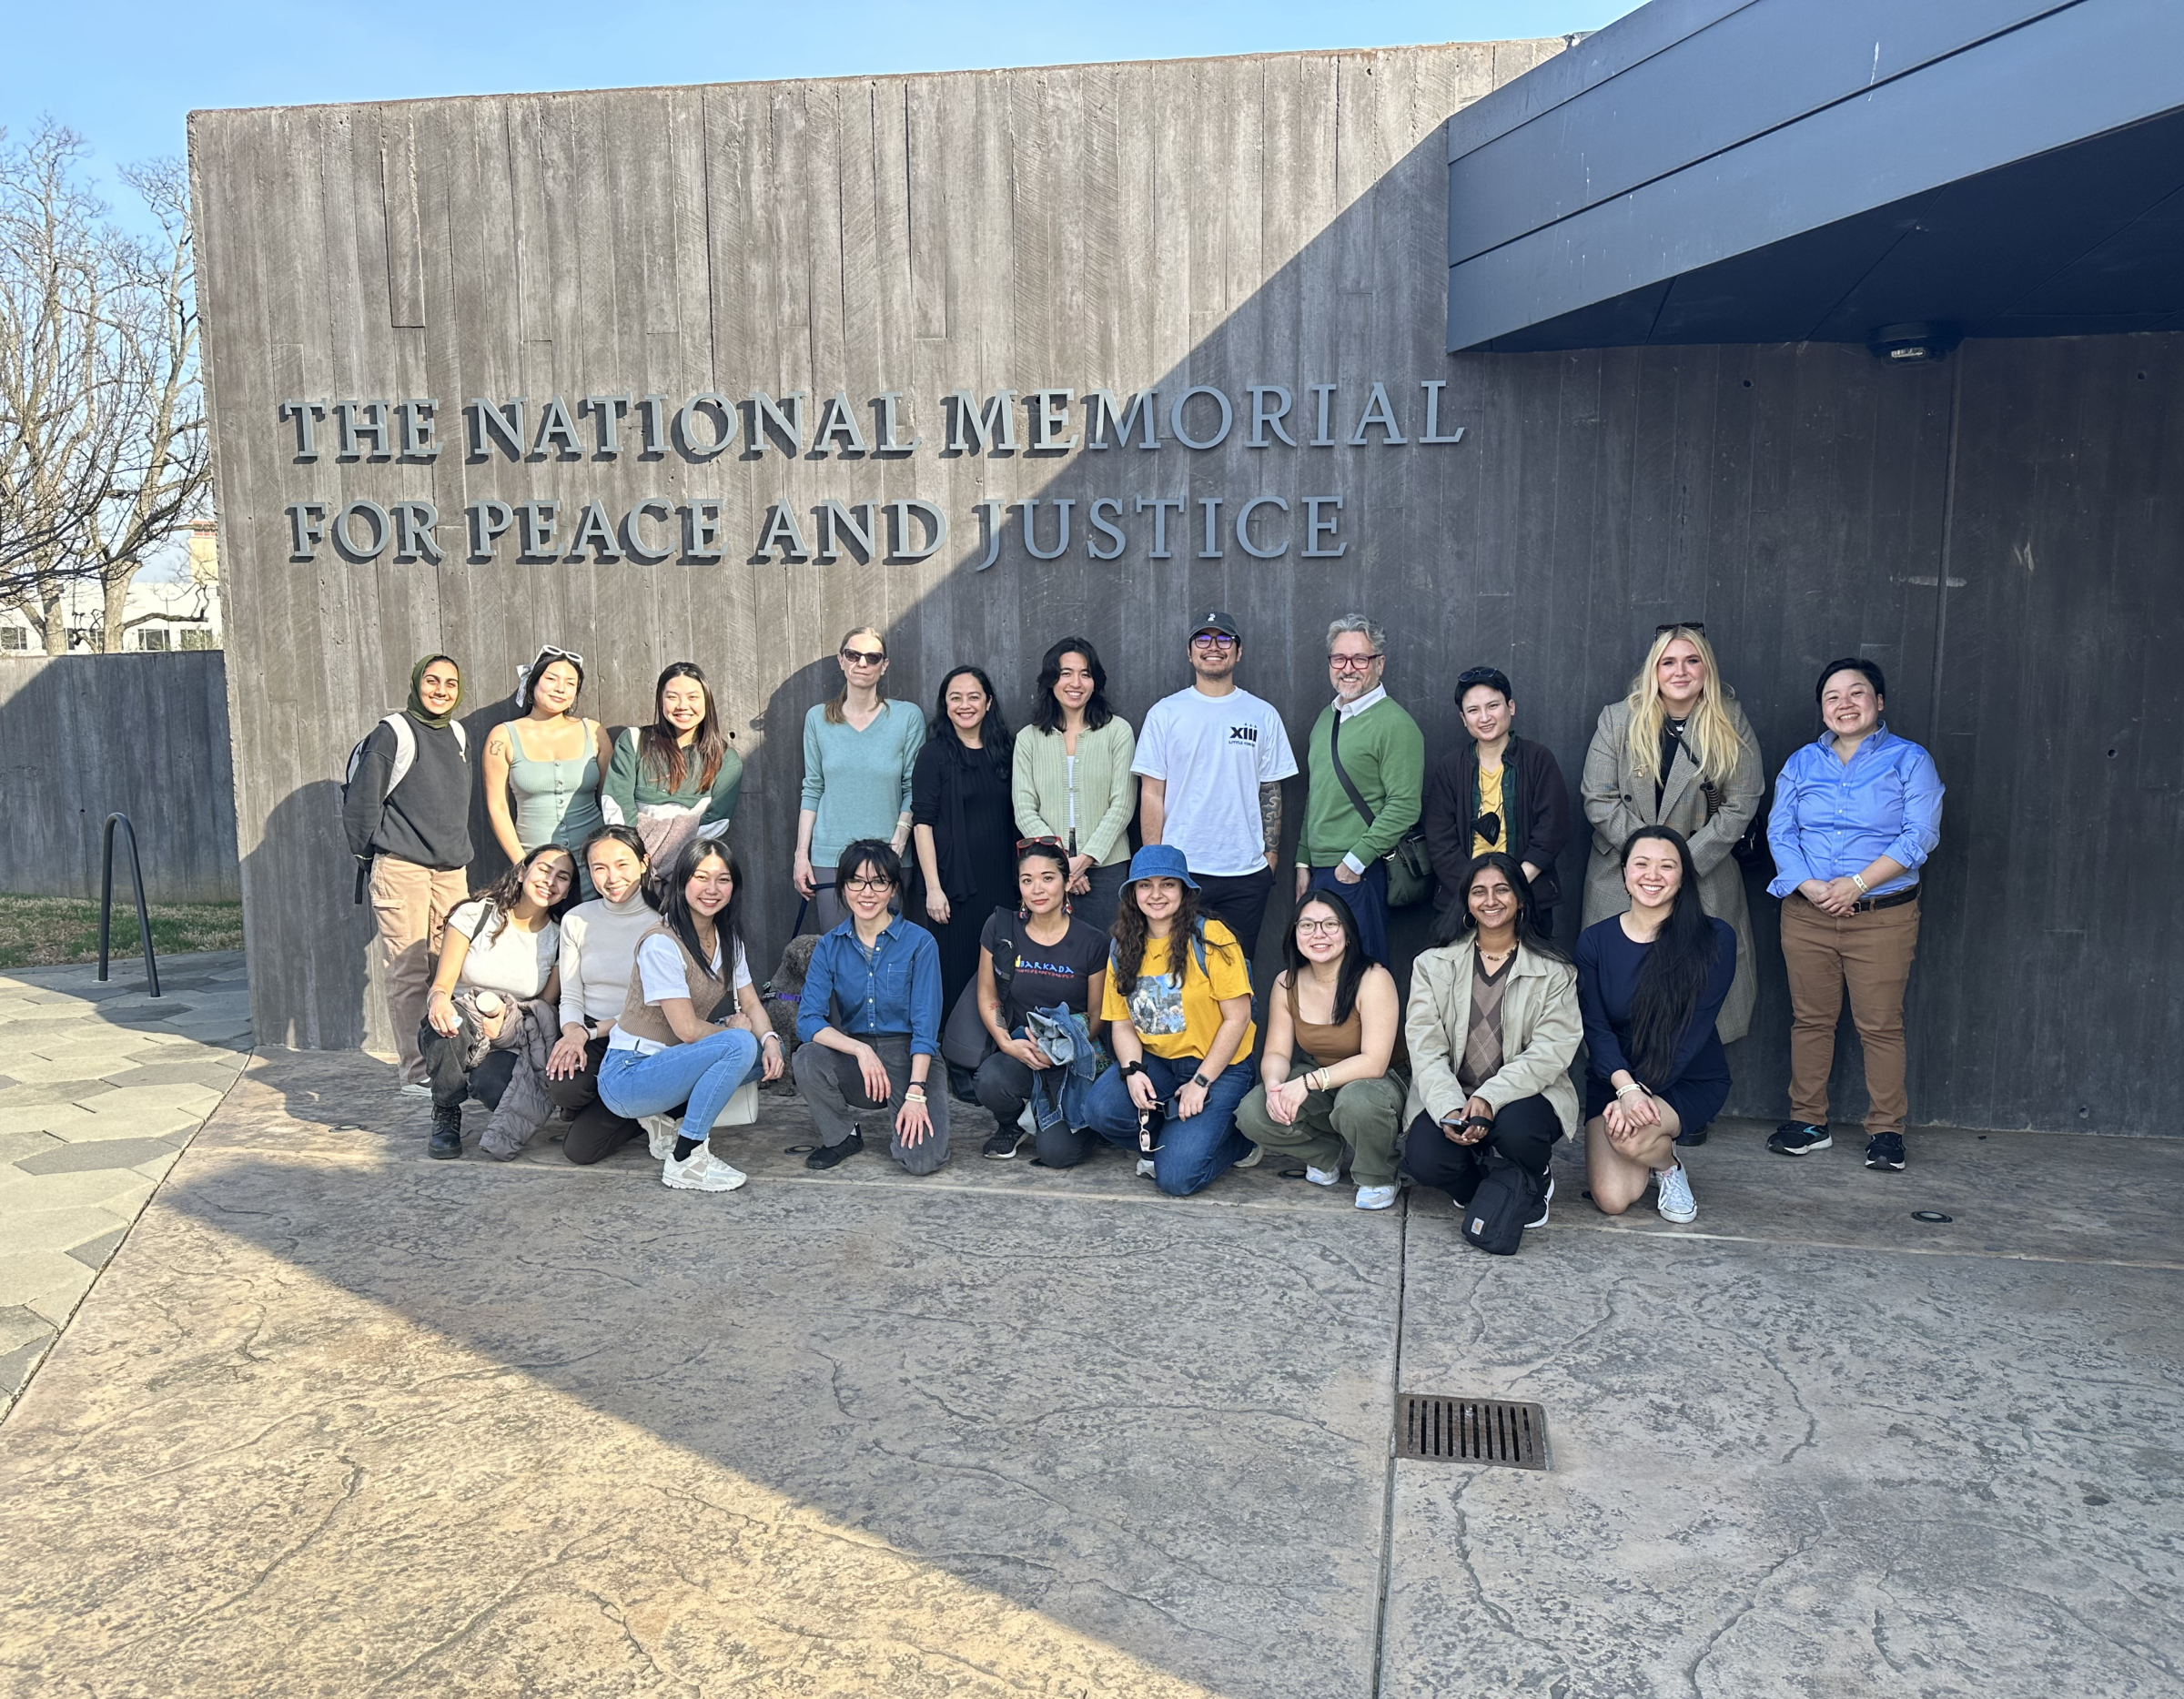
[
  {"x1": 0, "y1": 652, "x2": 242, "y2": 904},
  {"x1": 187, "y1": 45, "x2": 2184, "y2": 1131}
]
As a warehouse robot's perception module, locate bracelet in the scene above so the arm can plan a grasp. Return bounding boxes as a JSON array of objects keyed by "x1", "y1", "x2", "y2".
[
  {"x1": 1613, "y1": 1081, "x2": 1647, "y2": 1099},
  {"x1": 1851, "y1": 873, "x2": 1869, "y2": 895},
  {"x1": 760, "y1": 1030, "x2": 782, "y2": 1047},
  {"x1": 905, "y1": 1085, "x2": 927, "y2": 1103},
  {"x1": 1120, "y1": 1059, "x2": 1148, "y2": 1078}
]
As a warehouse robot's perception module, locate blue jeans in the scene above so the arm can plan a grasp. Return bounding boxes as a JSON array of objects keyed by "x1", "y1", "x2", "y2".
[
  {"x1": 1083, "y1": 1052, "x2": 1256, "y2": 1197},
  {"x1": 1306, "y1": 860, "x2": 1390, "y2": 966},
  {"x1": 596, "y1": 1029, "x2": 761, "y2": 1136}
]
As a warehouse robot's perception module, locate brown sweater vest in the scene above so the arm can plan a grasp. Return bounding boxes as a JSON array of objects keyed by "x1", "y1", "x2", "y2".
[{"x1": 615, "y1": 924, "x2": 728, "y2": 1048}]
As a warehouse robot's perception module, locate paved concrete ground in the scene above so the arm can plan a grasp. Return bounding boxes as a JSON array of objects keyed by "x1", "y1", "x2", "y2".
[
  {"x1": 1, "y1": 1036, "x2": 2179, "y2": 1697},
  {"x1": 0, "y1": 953, "x2": 249, "y2": 1421}
]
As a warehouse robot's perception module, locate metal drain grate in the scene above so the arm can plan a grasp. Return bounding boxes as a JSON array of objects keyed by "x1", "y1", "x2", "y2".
[{"x1": 1396, "y1": 1393, "x2": 1548, "y2": 1470}]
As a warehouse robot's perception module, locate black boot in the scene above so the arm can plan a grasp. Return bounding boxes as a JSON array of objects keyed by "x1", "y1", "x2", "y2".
[{"x1": 429, "y1": 1104, "x2": 463, "y2": 1159}]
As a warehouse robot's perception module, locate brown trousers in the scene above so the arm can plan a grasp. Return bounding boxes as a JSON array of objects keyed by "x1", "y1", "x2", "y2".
[
  {"x1": 369, "y1": 856, "x2": 470, "y2": 1084},
  {"x1": 1780, "y1": 892, "x2": 1922, "y2": 1137}
]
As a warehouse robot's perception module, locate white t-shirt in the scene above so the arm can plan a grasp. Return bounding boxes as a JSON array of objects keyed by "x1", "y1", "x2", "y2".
[
  {"x1": 609, "y1": 931, "x2": 754, "y2": 1056},
  {"x1": 1132, "y1": 685, "x2": 1299, "y2": 876},
  {"x1": 448, "y1": 899, "x2": 558, "y2": 1000}
]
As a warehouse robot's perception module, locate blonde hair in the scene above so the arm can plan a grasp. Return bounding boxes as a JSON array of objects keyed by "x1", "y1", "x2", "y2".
[
  {"x1": 1623, "y1": 625, "x2": 1742, "y2": 786},
  {"x1": 824, "y1": 625, "x2": 889, "y2": 724}
]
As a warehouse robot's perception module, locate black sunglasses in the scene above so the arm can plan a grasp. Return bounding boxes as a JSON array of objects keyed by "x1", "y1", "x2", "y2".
[
  {"x1": 1655, "y1": 622, "x2": 1705, "y2": 636},
  {"x1": 840, "y1": 646, "x2": 887, "y2": 664}
]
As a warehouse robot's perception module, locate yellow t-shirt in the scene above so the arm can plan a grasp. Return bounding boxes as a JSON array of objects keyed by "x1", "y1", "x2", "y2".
[
  {"x1": 1471, "y1": 763, "x2": 1506, "y2": 857},
  {"x1": 1101, "y1": 917, "x2": 1258, "y2": 1061}
]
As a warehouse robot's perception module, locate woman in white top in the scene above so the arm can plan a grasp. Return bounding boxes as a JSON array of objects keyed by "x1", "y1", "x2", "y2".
[
  {"x1": 419, "y1": 844, "x2": 574, "y2": 1159},
  {"x1": 596, "y1": 838, "x2": 784, "y2": 1193},
  {"x1": 537, "y1": 825, "x2": 657, "y2": 1165}
]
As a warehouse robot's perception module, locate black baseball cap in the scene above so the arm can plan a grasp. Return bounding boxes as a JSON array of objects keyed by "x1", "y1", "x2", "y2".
[{"x1": 1190, "y1": 610, "x2": 1241, "y2": 642}]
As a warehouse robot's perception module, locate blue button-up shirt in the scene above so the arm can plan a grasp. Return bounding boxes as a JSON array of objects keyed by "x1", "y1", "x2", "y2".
[
  {"x1": 796, "y1": 915, "x2": 944, "y2": 1057},
  {"x1": 1766, "y1": 724, "x2": 1944, "y2": 899}
]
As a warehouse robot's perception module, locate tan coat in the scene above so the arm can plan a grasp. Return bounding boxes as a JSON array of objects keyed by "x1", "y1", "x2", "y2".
[
  {"x1": 1401, "y1": 938, "x2": 1582, "y2": 1142},
  {"x1": 1579, "y1": 696, "x2": 1763, "y2": 1043}
]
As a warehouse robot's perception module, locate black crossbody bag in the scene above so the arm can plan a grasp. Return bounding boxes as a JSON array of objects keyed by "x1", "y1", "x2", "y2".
[{"x1": 1326, "y1": 713, "x2": 1432, "y2": 907}]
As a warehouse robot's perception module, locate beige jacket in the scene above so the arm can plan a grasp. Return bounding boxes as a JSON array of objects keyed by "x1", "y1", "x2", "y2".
[
  {"x1": 1579, "y1": 696, "x2": 1762, "y2": 1043},
  {"x1": 1401, "y1": 938, "x2": 1582, "y2": 1142}
]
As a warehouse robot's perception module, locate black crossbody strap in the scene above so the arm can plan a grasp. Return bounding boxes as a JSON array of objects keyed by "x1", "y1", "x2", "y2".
[{"x1": 1326, "y1": 711, "x2": 1377, "y2": 828}]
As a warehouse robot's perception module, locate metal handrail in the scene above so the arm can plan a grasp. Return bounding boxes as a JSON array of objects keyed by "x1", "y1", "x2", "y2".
[{"x1": 97, "y1": 812, "x2": 161, "y2": 997}]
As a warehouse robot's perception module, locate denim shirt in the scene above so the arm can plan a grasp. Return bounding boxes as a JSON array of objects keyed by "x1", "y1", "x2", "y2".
[
  {"x1": 797, "y1": 915, "x2": 944, "y2": 1057},
  {"x1": 1766, "y1": 725, "x2": 1944, "y2": 899}
]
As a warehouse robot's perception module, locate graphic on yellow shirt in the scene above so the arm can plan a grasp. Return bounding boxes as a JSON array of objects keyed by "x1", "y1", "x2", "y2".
[
  {"x1": 1471, "y1": 764, "x2": 1506, "y2": 857},
  {"x1": 1100, "y1": 918, "x2": 1258, "y2": 1060}
]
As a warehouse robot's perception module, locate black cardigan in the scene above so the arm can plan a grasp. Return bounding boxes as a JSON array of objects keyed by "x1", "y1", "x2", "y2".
[{"x1": 1421, "y1": 733, "x2": 1571, "y2": 911}]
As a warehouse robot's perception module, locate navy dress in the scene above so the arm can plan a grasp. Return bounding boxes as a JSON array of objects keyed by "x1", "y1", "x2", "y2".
[{"x1": 1574, "y1": 915, "x2": 1736, "y2": 1133}]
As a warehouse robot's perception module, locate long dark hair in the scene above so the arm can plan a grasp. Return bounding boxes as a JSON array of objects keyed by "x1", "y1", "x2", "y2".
[
  {"x1": 1285, "y1": 889, "x2": 1368, "y2": 1026},
  {"x1": 1108, "y1": 878, "x2": 1231, "y2": 997},
  {"x1": 470, "y1": 843, "x2": 579, "y2": 946},
  {"x1": 928, "y1": 664, "x2": 1012, "y2": 768},
  {"x1": 1620, "y1": 826, "x2": 1720, "y2": 1085},
  {"x1": 1433, "y1": 850, "x2": 1567, "y2": 960},
  {"x1": 1030, "y1": 636, "x2": 1115, "y2": 734},
  {"x1": 657, "y1": 835, "x2": 746, "y2": 974},
  {"x1": 640, "y1": 662, "x2": 729, "y2": 794}
]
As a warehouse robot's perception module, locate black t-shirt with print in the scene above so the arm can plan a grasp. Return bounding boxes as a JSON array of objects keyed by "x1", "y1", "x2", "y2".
[{"x1": 978, "y1": 909, "x2": 1108, "y2": 1026}]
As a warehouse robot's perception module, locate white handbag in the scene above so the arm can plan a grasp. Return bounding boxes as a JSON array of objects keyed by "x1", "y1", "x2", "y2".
[{"x1": 709, "y1": 1077, "x2": 761, "y2": 1128}]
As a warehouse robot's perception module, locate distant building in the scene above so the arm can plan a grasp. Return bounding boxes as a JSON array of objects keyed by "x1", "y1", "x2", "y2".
[{"x1": 0, "y1": 521, "x2": 222, "y2": 654}]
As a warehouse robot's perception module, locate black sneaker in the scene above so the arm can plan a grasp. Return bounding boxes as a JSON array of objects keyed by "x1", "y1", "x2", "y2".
[
  {"x1": 428, "y1": 1106, "x2": 463, "y2": 1159},
  {"x1": 1673, "y1": 1124, "x2": 1709, "y2": 1148},
  {"x1": 806, "y1": 1130, "x2": 865, "y2": 1170},
  {"x1": 1767, "y1": 1121, "x2": 1830, "y2": 1157},
  {"x1": 1865, "y1": 1132, "x2": 1906, "y2": 1171},
  {"x1": 983, "y1": 1124, "x2": 1029, "y2": 1160}
]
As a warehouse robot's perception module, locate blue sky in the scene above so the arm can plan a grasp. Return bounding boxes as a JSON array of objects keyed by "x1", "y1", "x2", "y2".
[{"x1": 5, "y1": 0, "x2": 1638, "y2": 229}]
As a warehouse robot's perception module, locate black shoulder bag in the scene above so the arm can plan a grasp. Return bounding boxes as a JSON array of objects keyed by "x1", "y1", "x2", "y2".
[{"x1": 1327, "y1": 713, "x2": 1432, "y2": 908}]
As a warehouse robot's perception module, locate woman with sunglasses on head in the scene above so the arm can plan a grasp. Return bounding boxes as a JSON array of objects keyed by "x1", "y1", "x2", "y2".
[
  {"x1": 1423, "y1": 666, "x2": 1572, "y2": 933},
  {"x1": 1012, "y1": 636, "x2": 1138, "y2": 933},
  {"x1": 418, "y1": 843, "x2": 577, "y2": 1160},
  {"x1": 1579, "y1": 623, "x2": 1762, "y2": 1117},
  {"x1": 595, "y1": 837, "x2": 784, "y2": 1193},
  {"x1": 539, "y1": 825, "x2": 658, "y2": 1165},
  {"x1": 1399, "y1": 852, "x2": 1581, "y2": 1241},
  {"x1": 1235, "y1": 889, "x2": 1408, "y2": 1210},
  {"x1": 482, "y1": 644, "x2": 612, "y2": 899},
  {"x1": 971, "y1": 839, "x2": 1111, "y2": 1162},
  {"x1": 910, "y1": 665, "x2": 1017, "y2": 1069},
  {"x1": 1078, "y1": 845, "x2": 1259, "y2": 1197},
  {"x1": 1576, "y1": 826, "x2": 1734, "y2": 1224},
  {"x1": 795, "y1": 627, "x2": 925, "y2": 933},
  {"x1": 604, "y1": 662, "x2": 743, "y2": 868}
]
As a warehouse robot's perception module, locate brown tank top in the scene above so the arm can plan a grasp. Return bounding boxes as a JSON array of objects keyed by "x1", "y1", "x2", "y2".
[{"x1": 1286, "y1": 972, "x2": 1406, "y2": 1068}]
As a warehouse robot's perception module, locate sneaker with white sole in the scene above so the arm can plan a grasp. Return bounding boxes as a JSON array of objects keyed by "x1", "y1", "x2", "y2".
[
  {"x1": 399, "y1": 1081, "x2": 433, "y2": 1099},
  {"x1": 1526, "y1": 1175, "x2": 1554, "y2": 1229},
  {"x1": 1354, "y1": 1184, "x2": 1398, "y2": 1210},
  {"x1": 643, "y1": 1115, "x2": 681, "y2": 1160},
  {"x1": 1235, "y1": 1143, "x2": 1264, "y2": 1168},
  {"x1": 1653, "y1": 1162, "x2": 1697, "y2": 1224},
  {"x1": 1136, "y1": 1157, "x2": 1158, "y2": 1178},
  {"x1": 1305, "y1": 1164, "x2": 1341, "y2": 1188},
  {"x1": 662, "y1": 1146, "x2": 747, "y2": 1192}
]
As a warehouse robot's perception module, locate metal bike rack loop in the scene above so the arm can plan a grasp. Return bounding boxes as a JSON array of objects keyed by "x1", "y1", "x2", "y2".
[{"x1": 97, "y1": 812, "x2": 161, "y2": 997}]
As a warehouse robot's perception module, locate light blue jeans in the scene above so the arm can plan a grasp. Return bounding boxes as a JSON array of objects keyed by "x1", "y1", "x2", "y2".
[{"x1": 597, "y1": 1028, "x2": 761, "y2": 1137}]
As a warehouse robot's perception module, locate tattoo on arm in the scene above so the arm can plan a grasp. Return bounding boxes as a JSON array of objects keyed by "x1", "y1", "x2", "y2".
[{"x1": 1259, "y1": 782, "x2": 1282, "y2": 857}]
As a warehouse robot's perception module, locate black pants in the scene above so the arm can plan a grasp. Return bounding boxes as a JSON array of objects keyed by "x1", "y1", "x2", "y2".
[
  {"x1": 1400, "y1": 1093, "x2": 1561, "y2": 1204},
  {"x1": 973, "y1": 1048, "x2": 1093, "y2": 1167},
  {"x1": 418, "y1": 1015, "x2": 517, "y2": 1113},
  {"x1": 546, "y1": 1033, "x2": 644, "y2": 1165},
  {"x1": 1193, "y1": 866, "x2": 1275, "y2": 962}
]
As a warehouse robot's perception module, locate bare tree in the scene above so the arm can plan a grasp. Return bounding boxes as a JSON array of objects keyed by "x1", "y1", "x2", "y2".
[{"x1": 0, "y1": 122, "x2": 210, "y2": 653}]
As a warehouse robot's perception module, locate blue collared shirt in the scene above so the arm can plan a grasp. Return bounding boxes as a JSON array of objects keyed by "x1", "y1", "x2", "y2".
[
  {"x1": 796, "y1": 914, "x2": 944, "y2": 1057},
  {"x1": 1766, "y1": 724, "x2": 1944, "y2": 899}
]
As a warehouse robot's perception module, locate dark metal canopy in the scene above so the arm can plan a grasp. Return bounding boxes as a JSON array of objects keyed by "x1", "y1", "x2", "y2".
[{"x1": 1448, "y1": 0, "x2": 2184, "y2": 350}]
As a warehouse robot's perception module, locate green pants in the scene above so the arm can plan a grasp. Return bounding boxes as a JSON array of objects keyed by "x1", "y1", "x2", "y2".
[{"x1": 1234, "y1": 1072, "x2": 1408, "y2": 1186}]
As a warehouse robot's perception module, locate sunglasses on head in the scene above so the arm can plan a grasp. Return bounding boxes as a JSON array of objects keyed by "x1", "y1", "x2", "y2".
[
  {"x1": 1456, "y1": 667, "x2": 1504, "y2": 690},
  {"x1": 840, "y1": 646, "x2": 886, "y2": 664},
  {"x1": 1655, "y1": 622, "x2": 1705, "y2": 637},
  {"x1": 538, "y1": 644, "x2": 584, "y2": 667},
  {"x1": 1016, "y1": 835, "x2": 1066, "y2": 852}
]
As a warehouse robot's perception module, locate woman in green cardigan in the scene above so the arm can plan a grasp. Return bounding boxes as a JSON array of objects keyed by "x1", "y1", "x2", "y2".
[
  {"x1": 1011, "y1": 636, "x2": 1138, "y2": 931},
  {"x1": 604, "y1": 662, "x2": 743, "y2": 868}
]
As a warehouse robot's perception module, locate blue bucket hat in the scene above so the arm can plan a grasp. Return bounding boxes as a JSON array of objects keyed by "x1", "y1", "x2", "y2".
[{"x1": 1123, "y1": 844, "x2": 1198, "y2": 890}]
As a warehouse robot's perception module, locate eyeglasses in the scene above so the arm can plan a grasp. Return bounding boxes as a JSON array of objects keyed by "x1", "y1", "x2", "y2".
[
  {"x1": 1654, "y1": 622, "x2": 1705, "y2": 637},
  {"x1": 1295, "y1": 917, "x2": 1344, "y2": 936},
  {"x1": 1190, "y1": 632, "x2": 1238, "y2": 650},
  {"x1": 841, "y1": 647, "x2": 886, "y2": 665},
  {"x1": 843, "y1": 875, "x2": 894, "y2": 894},
  {"x1": 1328, "y1": 652, "x2": 1383, "y2": 671},
  {"x1": 538, "y1": 645, "x2": 584, "y2": 667}
]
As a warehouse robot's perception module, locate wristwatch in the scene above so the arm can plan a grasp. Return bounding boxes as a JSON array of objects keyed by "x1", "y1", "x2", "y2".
[{"x1": 1190, "y1": 1074, "x2": 1213, "y2": 1092}]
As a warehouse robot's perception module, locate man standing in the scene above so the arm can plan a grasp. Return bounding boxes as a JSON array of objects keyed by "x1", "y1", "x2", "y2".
[
  {"x1": 1134, "y1": 611, "x2": 1299, "y2": 961},
  {"x1": 1294, "y1": 615, "x2": 1424, "y2": 965}
]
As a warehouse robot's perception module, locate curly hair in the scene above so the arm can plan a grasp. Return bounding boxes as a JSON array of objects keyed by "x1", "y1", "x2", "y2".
[{"x1": 1107, "y1": 880, "x2": 1237, "y2": 997}]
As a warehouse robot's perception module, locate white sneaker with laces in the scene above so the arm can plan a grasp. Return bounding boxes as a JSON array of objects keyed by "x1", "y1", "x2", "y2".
[
  {"x1": 1136, "y1": 1157, "x2": 1158, "y2": 1178},
  {"x1": 1305, "y1": 1164, "x2": 1341, "y2": 1188},
  {"x1": 1653, "y1": 1162, "x2": 1697, "y2": 1224},
  {"x1": 1527, "y1": 1175, "x2": 1554, "y2": 1229},
  {"x1": 1354, "y1": 1184, "x2": 1399, "y2": 1210},
  {"x1": 399, "y1": 1082, "x2": 432, "y2": 1099},
  {"x1": 662, "y1": 1146, "x2": 747, "y2": 1192},
  {"x1": 643, "y1": 1115, "x2": 680, "y2": 1160}
]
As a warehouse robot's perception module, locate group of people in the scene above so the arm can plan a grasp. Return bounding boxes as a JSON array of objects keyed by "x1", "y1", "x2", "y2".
[{"x1": 341, "y1": 610, "x2": 1943, "y2": 1246}]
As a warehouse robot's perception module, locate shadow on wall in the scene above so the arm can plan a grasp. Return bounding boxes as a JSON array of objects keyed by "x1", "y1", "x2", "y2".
[{"x1": 243, "y1": 778, "x2": 372, "y2": 1047}]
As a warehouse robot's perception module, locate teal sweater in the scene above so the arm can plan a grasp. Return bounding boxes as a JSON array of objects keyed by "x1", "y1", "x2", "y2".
[{"x1": 800, "y1": 699, "x2": 925, "y2": 867}]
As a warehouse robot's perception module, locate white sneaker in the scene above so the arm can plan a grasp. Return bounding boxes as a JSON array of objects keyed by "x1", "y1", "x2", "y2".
[
  {"x1": 1354, "y1": 1184, "x2": 1399, "y2": 1211},
  {"x1": 1653, "y1": 1163, "x2": 1697, "y2": 1224},
  {"x1": 1527, "y1": 1175, "x2": 1554, "y2": 1229},
  {"x1": 399, "y1": 1082, "x2": 432, "y2": 1099},
  {"x1": 643, "y1": 1114, "x2": 680, "y2": 1160},
  {"x1": 1136, "y1": 1157, "x2": 1158, "y2": 1178},
  {"x1": 1236, "y1": 1143, "x2": 1264, "y2": 1168},
  {"x1": 662, "y1": 1146, "x2": 747, "y2": 1192},
  {"x1": 1304, "y1": 1164, "x2": 1341, "y2": 1188}
]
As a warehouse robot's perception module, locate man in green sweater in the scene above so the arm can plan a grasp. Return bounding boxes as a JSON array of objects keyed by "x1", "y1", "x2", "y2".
[{"x1": 1295, "y1": 614, "x2": 1425, "y2": 965}]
